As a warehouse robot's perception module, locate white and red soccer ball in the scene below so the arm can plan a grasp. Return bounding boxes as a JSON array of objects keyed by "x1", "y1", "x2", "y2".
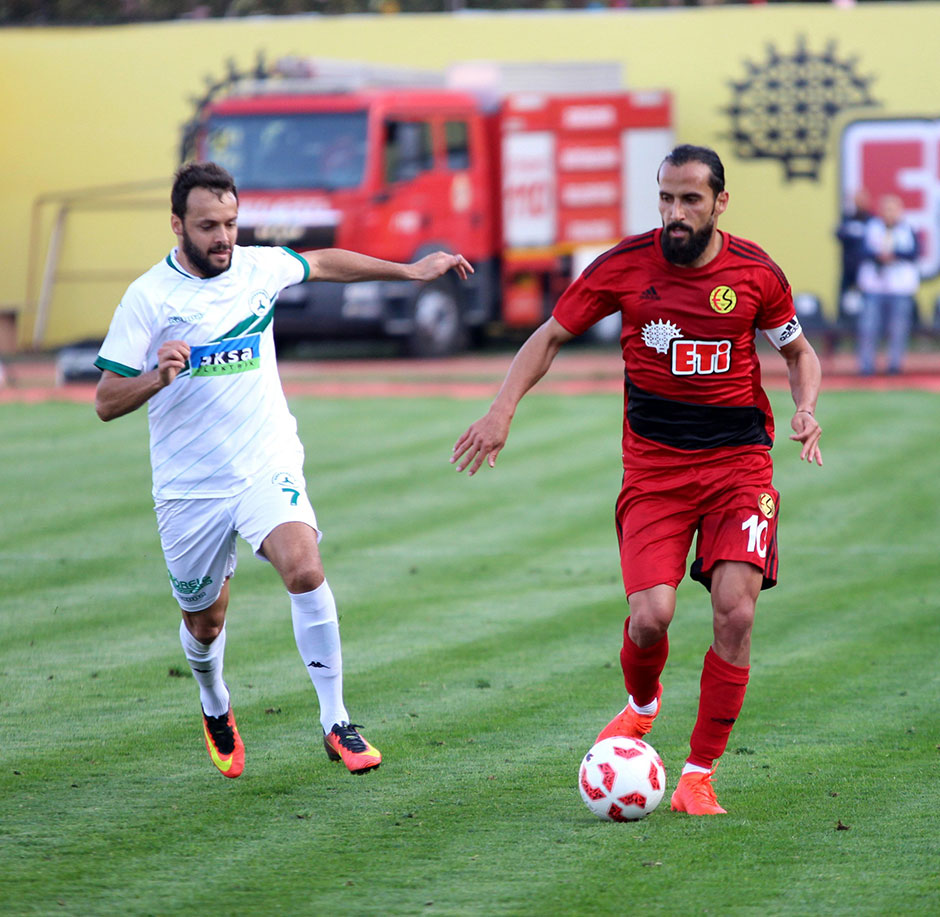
[{"x1": 578, "y1": 736, "x2": 666, "y2": 821}]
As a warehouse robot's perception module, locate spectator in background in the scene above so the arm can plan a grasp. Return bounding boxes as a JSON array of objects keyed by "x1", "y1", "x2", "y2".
[
  {"x1": 835, "y1": 188, "x2": 872, "y2": 322},
  {"x1": 856, "y1": 194, "x2": 920, "y2": 376}
]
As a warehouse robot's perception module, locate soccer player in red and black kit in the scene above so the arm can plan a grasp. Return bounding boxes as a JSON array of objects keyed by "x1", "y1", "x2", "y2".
[{"x1": 451, "y1": 144, "x2": 822, "y2": 815}]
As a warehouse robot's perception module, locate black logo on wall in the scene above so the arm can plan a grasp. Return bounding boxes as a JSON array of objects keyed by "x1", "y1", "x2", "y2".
[
  {"x1": 180, "y1": 53, "x2": 274, "y2": 163},
  {"x1": 725, "y1": 38, "x2": 878, "y2": 181}
]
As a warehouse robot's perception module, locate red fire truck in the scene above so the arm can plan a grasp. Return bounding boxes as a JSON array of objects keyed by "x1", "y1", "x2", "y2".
[{"x1": 195, "y1": 60, "x2": 672, "y2": 355}]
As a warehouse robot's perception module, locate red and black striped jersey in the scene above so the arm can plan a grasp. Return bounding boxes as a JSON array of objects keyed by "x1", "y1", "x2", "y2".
[{"x1": 553, "y1": 228, "x2": 801, "y2": 469}]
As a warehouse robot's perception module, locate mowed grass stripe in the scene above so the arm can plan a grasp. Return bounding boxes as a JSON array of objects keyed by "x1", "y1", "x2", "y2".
[
  {"x1": 299, "y1": 396, "x2": 621, "y2": 561},
  {"x1": 1, "y1": 389, "x2": 938, "y2": 916}
]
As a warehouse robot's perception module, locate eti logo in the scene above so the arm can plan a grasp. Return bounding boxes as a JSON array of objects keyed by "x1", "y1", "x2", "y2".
[{"x1": 671, "y1": 339, "x2": 732, "y2": 376}]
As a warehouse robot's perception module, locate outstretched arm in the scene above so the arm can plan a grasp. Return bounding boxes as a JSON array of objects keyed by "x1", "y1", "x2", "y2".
[
  {"x1": 95, "y1": 340, "x2": 190, "y2": 421},
  {"x1": 303, "y1": 249, "x2": 473, "y2": 283},
  {"x1": 451, "y1": 317, "x2": 575, "y2": 476},
  {"x1": 780, "y1": 334, "x2": 823, "y2": 466}
]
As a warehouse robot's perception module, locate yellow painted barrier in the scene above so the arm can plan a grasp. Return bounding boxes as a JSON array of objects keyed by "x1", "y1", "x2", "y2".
[{"x1": 2, "y1": 6, "x2": 938, "y2": 348}]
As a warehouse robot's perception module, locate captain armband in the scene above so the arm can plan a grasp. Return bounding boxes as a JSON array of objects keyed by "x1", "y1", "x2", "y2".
[{"x1": 761, "y1": 316, "x2": 803, "y2": 350}]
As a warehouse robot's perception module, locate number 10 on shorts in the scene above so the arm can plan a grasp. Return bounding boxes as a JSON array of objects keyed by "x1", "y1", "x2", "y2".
[{"x1": 741, "y1": 514, "x2": 769, "y2": 558}]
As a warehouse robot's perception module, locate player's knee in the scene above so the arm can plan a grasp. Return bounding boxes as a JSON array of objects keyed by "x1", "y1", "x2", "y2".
[
  {"x1": 184, "y1": 614, "x2": 224, "y2": 643},
  {"x1": 630, "y1": 616, "x2": 669, "y2": 646},
  {"x1": 627, "y1": 594, "x2": 673, "y2": 644},
  {"x1": 713, "y1": 600, "x2": 754, "y2": 643},
  {"x1": 282, "y1": 562, "x2": 325, "y2": 594},
  {"x1": 182, "y1": 590, "x2": 228, "y2": 642}
]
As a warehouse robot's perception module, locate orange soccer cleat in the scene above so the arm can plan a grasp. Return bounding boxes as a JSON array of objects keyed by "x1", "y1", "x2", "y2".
[
  {"x1": 202, "y1": 707, "x2": 245, "y2": 779},
  {"x1": 595, "y1": 683, "x2": 663, "y2": 744},
  {"x1": 323, "y1": 723, "x2": 382, "y2": 775},
  {"x1": 670, "y1": 769, "x2": 727, "y2": 815}
]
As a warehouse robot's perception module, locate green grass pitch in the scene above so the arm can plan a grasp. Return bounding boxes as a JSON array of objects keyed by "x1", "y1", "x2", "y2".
[{"x1": 1, "y1": 389, "x2": 938, "y2": 915}]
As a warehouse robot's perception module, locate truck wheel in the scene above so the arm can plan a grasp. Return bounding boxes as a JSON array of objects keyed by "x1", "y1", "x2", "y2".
[{"x1": 407, "y1": 281, "x2": 466, "y2": 357}]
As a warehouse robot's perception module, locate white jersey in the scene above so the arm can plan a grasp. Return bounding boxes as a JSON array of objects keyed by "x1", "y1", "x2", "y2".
[
  {"x1": 96, "y1": 245, "x2": 310, "y2": 499},
  {"x1": 857, "y1": 218, "x2": 920, "y2": 297}
]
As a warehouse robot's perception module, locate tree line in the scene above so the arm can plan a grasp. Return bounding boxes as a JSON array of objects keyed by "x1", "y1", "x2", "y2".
[{"x1": 4, "y1": 0, "x2": 869, "y2": 27}]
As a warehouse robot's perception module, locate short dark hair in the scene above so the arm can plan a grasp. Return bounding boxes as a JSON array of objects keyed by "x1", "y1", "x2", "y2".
[
  {"x1": 171, "y1": 161, "x2": 238, "y2": 219},
  {"x1": 659, "y1": 144, "x2": 725, "y2": 197}
]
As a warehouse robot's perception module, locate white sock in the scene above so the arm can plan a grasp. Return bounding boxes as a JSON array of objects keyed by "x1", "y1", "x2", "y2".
[
  {"x1": 682, "y1": 762, "x2": 711, "y2": 776},
  {"x1": 629, "y1": 695, "x2": 658, "y2": 716},
  {"x1": 179, "y1": 620, "x2": 230, "y2": 718},
  {"x1": 290, "y1": 581, "x2": 348, "y2": 733}
]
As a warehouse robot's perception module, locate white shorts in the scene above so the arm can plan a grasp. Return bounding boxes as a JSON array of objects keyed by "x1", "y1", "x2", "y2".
[{"x1": 155, "y1": 465, "x2": 320, "y2": 612}]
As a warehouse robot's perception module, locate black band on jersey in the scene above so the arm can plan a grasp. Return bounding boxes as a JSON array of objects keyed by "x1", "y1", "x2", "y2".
[{"x1": 625, "y1": 375, "x2": 772, "y2": 451}]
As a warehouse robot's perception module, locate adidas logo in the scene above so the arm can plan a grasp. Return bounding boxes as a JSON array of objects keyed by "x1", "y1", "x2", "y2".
[
  {"x1": 711, "y1": 716, "x2": 736, "y2": 726},
  {"x1": 640, "y1": 286, "x2": 660, "y2": 301}
]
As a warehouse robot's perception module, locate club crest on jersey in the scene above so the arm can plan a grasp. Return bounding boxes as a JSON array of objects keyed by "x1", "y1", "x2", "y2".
[
  {"x1": 709, "y1": 285, "x2": 737, "y2": 314},
  {"x1": 249, "y1": 290, "x2": 273, "y2": 317},
  {"x1": 759, "y1": 492, "x2": 776, "y2": 519}
]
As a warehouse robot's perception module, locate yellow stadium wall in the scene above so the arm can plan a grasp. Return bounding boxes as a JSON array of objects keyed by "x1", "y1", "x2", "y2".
[{"x1": 2, "y1": 4, "x2": 938, "y2": 349}]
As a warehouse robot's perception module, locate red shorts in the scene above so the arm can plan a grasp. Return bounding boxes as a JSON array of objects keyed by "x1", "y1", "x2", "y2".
[{"x1": 615, "y1": 455, "x2": 779, "y2": 597}]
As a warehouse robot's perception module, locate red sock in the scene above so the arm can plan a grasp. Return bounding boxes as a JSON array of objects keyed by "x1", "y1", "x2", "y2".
[
  {"x1": 619, "y1": 616, "x2": 669, "y2": 707},
  {"x1": 688, "y1": 647, "x2": 750, "y2": 769}
]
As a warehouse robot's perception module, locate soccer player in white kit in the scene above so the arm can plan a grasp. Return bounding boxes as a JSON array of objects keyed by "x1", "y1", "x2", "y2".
[{"x1": 95, "y1": 162, "x2": 472, "y2": 777}]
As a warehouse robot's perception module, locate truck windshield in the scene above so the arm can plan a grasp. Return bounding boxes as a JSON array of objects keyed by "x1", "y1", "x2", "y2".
[{"x1": 204, "y1": 112, "x2": 369, "y2": 191}]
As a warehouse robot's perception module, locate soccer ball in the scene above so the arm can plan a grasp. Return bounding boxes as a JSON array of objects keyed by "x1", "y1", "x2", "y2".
[{"x1": 578, "y1": 736, "x2": 666, "y2": 822}]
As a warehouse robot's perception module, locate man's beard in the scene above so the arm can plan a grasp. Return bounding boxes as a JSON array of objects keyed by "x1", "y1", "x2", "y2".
[
  {"x1": 182, "y1": 229, "x2": 232, "y2": 278},
  {"x1": 661, "y1": 218, "x2": 715, "y2": 265}
]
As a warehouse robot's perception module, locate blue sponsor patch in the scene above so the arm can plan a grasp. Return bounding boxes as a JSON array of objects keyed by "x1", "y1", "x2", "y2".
[{"x1": 190, "y1": 334, "x2": 261, "y2": 377}]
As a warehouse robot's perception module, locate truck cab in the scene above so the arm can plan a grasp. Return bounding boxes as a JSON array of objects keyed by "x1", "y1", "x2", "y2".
[{"x1": 200, "y1": 88, "x2": 499, "y2": 355}]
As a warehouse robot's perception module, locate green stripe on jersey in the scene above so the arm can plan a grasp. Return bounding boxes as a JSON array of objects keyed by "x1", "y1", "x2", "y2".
[
  {"x1": 94, "y1": 356, "x2": 141, "y2": 377},
  {"x1": 213, "y1": 249, "x2": 307, "y2": 341},
  {"x1": 251, "y1": 308, "x2": 274, "y2": 336},
  {"x1": 216, "y1": 301, "x2": 275, "y2": 342},
  {"x1": 283, "y1": 246, "x2": 310, "y2": 282},
  {"x1": 164, "y1": 254, "x2": 191, "y2": 278},
  {"x1": 217, "y1": 313, "x2": 258, "y2": 342}
]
